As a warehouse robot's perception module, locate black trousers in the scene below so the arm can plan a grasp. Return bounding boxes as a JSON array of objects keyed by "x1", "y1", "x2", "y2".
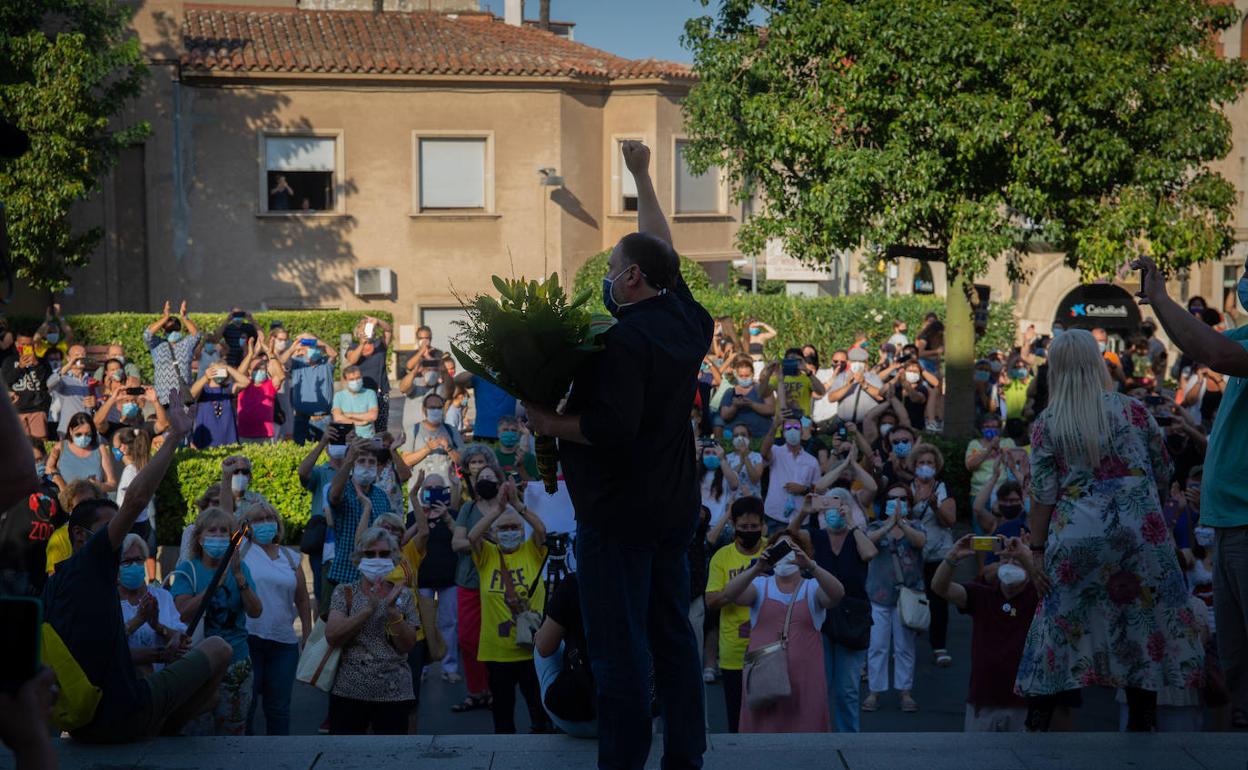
[
  {"x1": 328, "y1": 694, "x2": 415, "y2": 735},
  {"x1": 1026, "y1": 688, "x2": 1156, "y2": 732},
  {"x1": 923, "y1": 561, "x2": 950, "y2": 650},
  {"x1": 722, "y1": 668, "x2": 743, "y2": 734},
  {"x1": 486, "y1": 660, "x2": 551, "y2": 734}
]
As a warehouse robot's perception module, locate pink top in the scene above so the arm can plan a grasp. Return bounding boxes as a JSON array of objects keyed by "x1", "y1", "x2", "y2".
[{"x1": 237, "y1": 380, "x2": 277, "y2": 438}]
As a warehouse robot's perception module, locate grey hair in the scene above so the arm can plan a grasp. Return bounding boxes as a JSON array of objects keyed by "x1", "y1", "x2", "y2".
[
  {"x1": 121, "y1": 532, "x2": 149, "y2": 559},
  {"x1": 459, "y1": 443, "x2": 503, "y2": 479},
  {"x1": 373, "y1": 512, "x2": 404, "y2": 535},
  {"x1": 351, "y1": 526, "x2": 399, "y2": 567}
]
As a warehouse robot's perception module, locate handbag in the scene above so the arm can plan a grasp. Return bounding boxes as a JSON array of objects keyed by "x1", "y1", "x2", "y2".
[
  {"x1": 742, "y1": 580, "x2": 798, "y2": 711},
  {"x1": 296, "y1": 585, "x2": 353, "y2": 693},
  {"x1": 822, "y1": 594, "x2": 872, "y2": 650},
  {"x1": 498, "y1": 548, "x2": 545, "y2": 651},
  {"x1": 892, "y1": 550, "x2": 930, "y2": 631},
  {"x1": 397, "y1": 558, "x2": 448, "y2": 662},
  {"x1": 300, "y1": 515, "x2": 327, "y2": 556}
]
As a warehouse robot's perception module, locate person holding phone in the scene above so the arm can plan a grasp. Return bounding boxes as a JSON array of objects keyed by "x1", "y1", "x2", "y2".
[
  {"x1": 759, "y1": 377, "x2": 821, "y2": 534},
  {"x1": 717, "y1": 355, "x2": 776, "y2": 439},
  {"x1": 415, "y1": 473, "x2": 461, "y2": 685},
  {"x1": 716, "y1": 534, "x2": 844, "y2": 732},
  {"x1": 863, "y1": 483, "x2": 927, "y2": 713},
  {"x1": 190, "y1": 358, "x2": 250, "y2": 449},
  {"x1": 46, "y1": 344, "x2": 93, "y2": 438},
  {"x1": 402, "y1": 391, "x2": 464, "y2": 484},
  {"x1": 213, "y1": 307, "x2": 260, "y2": 369},
  {"x1": 2, "y1": 334, "x2": 53, "y2": 439},
  {"x1": 345, "y1": 315, "x2": 392, "y2": 435},
  {"x1": 283, "y1": 333, "x2": 338, "y2": 444}
]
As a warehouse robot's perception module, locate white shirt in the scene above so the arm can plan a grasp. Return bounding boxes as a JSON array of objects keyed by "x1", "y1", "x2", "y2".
[
  {"x1": 748, "y1": 575, "x2": 825, "y2": 631},
  {"x1": 830, "y1": 371, "x2": 884, "y2": 423},
  {"x1": 119, "y1": 586, "x2": 186, "y2": 671},
  {"x1": 242, "y1": 542, "x2": 301, "y2": 644},
  {"x1": 117, "y1": 463, "x2": 155, "y2": 524},
  {"x1": 888, "y1": 333, "x2": 910, "y2": 350},
  {"x1": 811, "y1": 367, "x2": 839, "y2": 424},
  {"x1": 763, "y1": 444, "x2": 821, "y2": 523},
  {"x1": 701, "y1": 470, "x2": 732, "y2": 527}
]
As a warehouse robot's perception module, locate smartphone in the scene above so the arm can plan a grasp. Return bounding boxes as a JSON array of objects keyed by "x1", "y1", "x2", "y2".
[
  {"x1": 125, "y1": 386, "x2": 146, "y2": 396},
  {"x1": 1156, "y1": 415, "x2": 1173, "y2": 427},
  {"x1": 972, "y1": 535, "x2": 1004, "y2": 553},
  {"x1": 897, "y1": 354, "x2": 913, "y2": 364},
  {"x1": 421, "y1": 486, "x2": 452, "y2": 507},
  {"x1": 1144, "y1": 395, "x2": 1165, "y2": 406},
  {"x1": 328, "y1": 422, "x2": 353, "y2": 444},
  {"x1": 782, "y1": 359, "x2": 800, "y2": 377},
  {"x1": 300, "y1": 339, "x2": 317, "y2": 347},
  {"x1": 763, "y1": 539, "x2": 793, "y2": 565},
  {"x1": 0, "y1": 597, "x2": 41, "y2": 694},
  {"x1": 836, "y1": 425, "x2": 848, "y2": 440}
]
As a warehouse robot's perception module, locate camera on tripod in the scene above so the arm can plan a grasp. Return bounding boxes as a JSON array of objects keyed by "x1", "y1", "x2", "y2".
[{"x1": 543, "y1": 531, "x2": 574, "y2": 595}]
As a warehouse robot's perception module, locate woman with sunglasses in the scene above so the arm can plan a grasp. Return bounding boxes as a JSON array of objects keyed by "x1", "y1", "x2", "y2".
[{"x1": 324, "y1": 526, "x2": 420, "y2": 735}]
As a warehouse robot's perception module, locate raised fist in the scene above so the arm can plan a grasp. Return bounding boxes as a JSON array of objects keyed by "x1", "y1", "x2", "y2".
[{"x1": 621, "y1": 140, "x2": 651, "y2": 178}]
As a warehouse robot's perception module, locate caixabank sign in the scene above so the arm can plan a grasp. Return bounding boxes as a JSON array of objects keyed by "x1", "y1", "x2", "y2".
[{"x1": 1055, "y1": 283, "x2": 1142, "y2": 332}]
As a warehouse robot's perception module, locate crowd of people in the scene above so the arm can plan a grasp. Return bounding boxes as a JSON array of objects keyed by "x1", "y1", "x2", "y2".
[{"x1": 2, "y1": 154, "x2": 1248, "y2": 770}]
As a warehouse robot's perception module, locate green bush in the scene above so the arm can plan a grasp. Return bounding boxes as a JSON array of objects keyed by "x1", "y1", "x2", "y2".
[
  {"x1": 155, "y1": 443, "x2": 317, "y2": 546},
  {"x1": 5, "y1": 310, "x2": 393, "y2": 383},
  {"x1": 571, "y1": 250, "x2": 1014, "y2": 359}
]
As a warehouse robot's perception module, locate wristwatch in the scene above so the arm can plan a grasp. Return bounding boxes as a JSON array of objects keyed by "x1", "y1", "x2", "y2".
[{"x1": 800, "y1": 567, "x2": 816, "y2": 580}]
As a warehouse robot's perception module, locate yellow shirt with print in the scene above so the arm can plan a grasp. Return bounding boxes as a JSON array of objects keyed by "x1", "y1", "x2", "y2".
[
  {"x1": 706, "y1": 538, "x2": 767, "y2": 671},
  {"x1": 473, "y1": 538, "x2": 547, "y2": 663},
  {"x1": 768, "y1": 374, "x2": 814, "y2": 437},
  {"x1": 387, "y1": 539, "x2": 427, "y2": 641}
]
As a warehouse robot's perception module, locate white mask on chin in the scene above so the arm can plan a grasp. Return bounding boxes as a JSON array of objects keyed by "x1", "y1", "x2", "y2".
[
  {"x1": 773, "y1": 553, "x2": 799, "y2": 577},
  {"x1": 998, "y1": 563, "x2": 1027, "y2": 588}
]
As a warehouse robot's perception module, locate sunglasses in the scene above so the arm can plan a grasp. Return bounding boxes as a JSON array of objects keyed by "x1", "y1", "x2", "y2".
[{"x1": 361, "y1": 550, "x2": 393, "y2": 559}]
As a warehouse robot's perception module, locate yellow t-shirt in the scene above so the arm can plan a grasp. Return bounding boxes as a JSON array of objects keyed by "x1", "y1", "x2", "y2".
[
  {"x1": 965, "y1": 438, "x2": 1018, "y2": 496},
  {"x1": 706, "y1": 538, "x2": 767, "y2": 670},
  {"x1": 388, "y1": 540, "x2": 427, "y2": 641},
  {"x1": 45, "y1": 525, "x2": 72, "y2": 574},
  {"x1": 768, "y1": 374, "x2": 814, "y2": 425},
  {"x1": 473, "y1": 538, "x2": 547, "y2": 663}
]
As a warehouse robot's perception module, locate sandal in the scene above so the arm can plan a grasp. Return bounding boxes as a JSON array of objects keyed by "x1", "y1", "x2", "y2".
[
  {"x1": 451, "y1": 694, "x2": 490, "y2": 713},
  {"x1": 934, "y1": 649, "x2": 953, "y2": 668},
  {"x1": 861, "y1": 692, "x2": 879, "y2": 712},
  {"x1": 443, "y1": 671, "x2": 463, "y2": 685},
  {"x1": 900, "y1": 692, "x2": 919, "y2": 712}
]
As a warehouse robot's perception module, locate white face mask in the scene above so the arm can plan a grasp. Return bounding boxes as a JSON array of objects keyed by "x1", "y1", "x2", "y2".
[
  {"x1": 998, "y1": 563, "x2": 1027, "y2": 588},
  {"x1": 358, "y1": 557, "x2": 394, "y2": 583},
  {"x1": 231, "y1": 473, "x2": 250, "y2": 494},
  {"x1": 497, "y1": 530, "x2": 525, "y2": 551},
  {"x1": 425, "y1": 409, "x2": 444, "y2": 425},
  {"x1": 275, "y1": 339, "x2": 290, "y2": 352},
  {"x1": 773, "y1": 553, "x2": 799, "y2": 577},
  {"x1": 849, "y1": 362, "x2": 866, "y2": 374},
  {"x1": 326, "y1": 445, "x2": 347, "y2": 461},
  {"x1": 1194, "y1": 526, "x2": 1215, "y2": 548},
  {"x1": 737, "y1": 376, "x2": 754, "y2": 389},
  {"x1": 905, "y1": 371, "x2": 921, "y2": 384},
  {"x1": 354, "y1": 465, "x2": 377, "y2": 487},
  {"x1": 732, "y1": 435, "x2": 749, "y2": 450}
]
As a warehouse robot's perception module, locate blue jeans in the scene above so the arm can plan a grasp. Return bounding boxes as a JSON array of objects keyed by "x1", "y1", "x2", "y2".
[
  {"x1": 246, "y1": 636, "x2": 299, "y2": 736},
  {"x1": 535, "y1": 641, "x2": 598, "y2": 738},
  {"x1": 292, "y1": 412, "x2": 327, "y2": 445},
  {"x1": 823, "y1": 637, "x2": 866, "y2": 733},
  {"x1": 309, "y1": 549, "x2": 324, "y2": 609},
  {"x1": 576, "y1": 517, "x2": 706, "y2": 770}
]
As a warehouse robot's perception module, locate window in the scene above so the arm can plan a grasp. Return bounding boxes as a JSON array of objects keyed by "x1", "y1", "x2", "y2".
[
  {"x1": 419, "y1": 138, "x2": 487, "y2": 210},
  {"x1": 616, "y1": 140, "x2": 639, "y2": 212},
  {"x1": 264, "y1": 136, "x2": 337, "y2": 213},
  {"x1": 675, "y1": 140, "x2": 722, "y2": 214}
]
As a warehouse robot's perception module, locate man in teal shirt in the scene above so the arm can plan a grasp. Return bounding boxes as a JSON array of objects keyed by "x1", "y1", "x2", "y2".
[{"x1": 1137, "y1": 252, "x2": 1248, "y2": 728}]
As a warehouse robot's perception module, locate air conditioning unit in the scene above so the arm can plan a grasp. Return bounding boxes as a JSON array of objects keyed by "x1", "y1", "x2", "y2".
[{"x1": 354, "y1": 268, "x2": 394, "y2": 297}]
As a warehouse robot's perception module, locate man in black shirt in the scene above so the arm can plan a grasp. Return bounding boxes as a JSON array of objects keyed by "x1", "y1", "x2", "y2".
[
  {"x1": 0, "y1": 438, "x2": 62, "y2": 597},
  {"x1": 40, "y1": 392, "x2": 232, "y2": 743},
  {"x1": 524, "y1": 141, "x2": 709, "y2": 770}
]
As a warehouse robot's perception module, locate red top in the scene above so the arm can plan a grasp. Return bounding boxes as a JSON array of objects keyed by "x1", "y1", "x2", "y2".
[
  {"x1": 237, "y1": 380, "x2": 278, "y2": 439},
  {"x1": 961, "y1": 581, "x2": 1039, "y2": 708}
]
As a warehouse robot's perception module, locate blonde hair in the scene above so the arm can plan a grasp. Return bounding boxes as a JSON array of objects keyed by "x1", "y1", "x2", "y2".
[
  {"x1": 1041, "y1": 329, "x2": 1115, "y2": 468},
  {"x1": 189, "y1": 507, "x2": 236, "y2": 561},
  {"x1": 121, "y1": 532, "x2": 150, "y2": 559},
  {"x1": 242, "y1": 502, "x2": 285, "y2": 543},
  {"x1": 351, "y1": 527, "x2": 399, "y2": 567},
  {"x1": 373, "y1": 512, "x2": 404, "y2": 535}
]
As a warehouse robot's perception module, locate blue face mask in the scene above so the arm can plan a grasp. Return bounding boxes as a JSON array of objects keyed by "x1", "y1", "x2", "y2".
[
  {"x1": 121, "y1": 402, "x2": 141, "y2": 419},
  {"x1": 749, "y1": 327, "x2": 762, "y2": 336},
  {"x1": 892, "y1": 441, "x2": 912, "y2": 459},
  {"x1": 1238, "y1": 276, "x2": 1248, "y2": 313},
  {"x1": 885, "y1": 499, "x2": 909, "y2": 518},
  {"x1": 35, "y1": 462, "x2": 46, "y2": 478},
  {"x1": 167, "y1": 331, "x2": 183, "y2": 344},
  {"x1": 983, "y1": 428, "x2": 1000, "y2": 440},
  {"x1": 202, "y1": 536, "x2": 230, "y2": 559},
  {"x1": 602, "y1": 264, "x2": 637, "y2": 317},
  {"x1": 252, "y1": 370, "x2": 269, "y2": 384},
  {"x1": 72, "y1": 434, "x2": 92, "y2": 449},
  {"x1": 111, "y1": 447, "x2": 124, "y2": 463},
  {"x1": 824, "y1": 510, "x2": 846, "y2": 531},
  {"x1": 499, "y1": 430, "x2": 520, "y2": 449},
  {"x1": 974, "y1": 370, "x2": 991, "y2": 383},
  {"x1": 119, "y1": 563, "x2": 147, "y2": 590},
  {"x1": 1010, "y1": 368, "x2": 1028, "y2": 380},
  {"x1": 702, "y1": 454, "x2": 721, "y2": 471},
  {"x1": 251, "y1": 522, "x2": 279, "y2": 545}
]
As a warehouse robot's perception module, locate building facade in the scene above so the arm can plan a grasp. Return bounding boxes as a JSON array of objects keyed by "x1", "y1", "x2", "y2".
[{"x1": 33, "y1": 0, "x2": 744, "y2": 345}]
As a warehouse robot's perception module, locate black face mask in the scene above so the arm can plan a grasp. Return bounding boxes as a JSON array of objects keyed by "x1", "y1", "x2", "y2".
[
  {"x1": 998, "y1": 503, "x2": 1023, "y2": 520},
  {"x1": 736, "y1": 530, "x2": 762, "y2": 549},
  {"x1": 474, "y1": 479, "x2": 500, "y2": 501},
  {"x1": 1166, "y1": 434, "x2": 1187, "y2": 454}
]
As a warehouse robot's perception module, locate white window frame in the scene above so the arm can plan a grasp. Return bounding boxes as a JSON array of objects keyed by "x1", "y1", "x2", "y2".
[
  {"x1": 257, "y1": 129, "x2": 345, "y2": 215},
  {"x1": 671, "y1": 137, "x2": 726, "y2": 217},
  {"x1": 610, "y1": 134, "x2": 646, "y2": 216},
  {"x1": 411, "y1": 131, "x2": 496, "y2": 217}
]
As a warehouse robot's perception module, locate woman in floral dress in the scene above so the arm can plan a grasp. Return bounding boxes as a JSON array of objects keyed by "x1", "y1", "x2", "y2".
[{"x1": 1017, "y1": 329, "x2": 1204, "y2": 732}]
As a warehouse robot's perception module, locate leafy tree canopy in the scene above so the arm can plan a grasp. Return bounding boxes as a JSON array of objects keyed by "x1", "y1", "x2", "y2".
[
  {"x1": 682, "y1": 0, "x2": 1248, "y2": 281},
  {"x1": 0, "y1": 0, "x2": 149, "y2": 291}
]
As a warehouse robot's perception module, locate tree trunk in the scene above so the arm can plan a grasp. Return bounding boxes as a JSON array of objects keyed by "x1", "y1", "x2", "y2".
[
  {"x1": 943, "y1": 269, "x2": 977, "y2": 438},
  {"x1": 539, "y1": 0, "x2": 550, "y2": 30}
]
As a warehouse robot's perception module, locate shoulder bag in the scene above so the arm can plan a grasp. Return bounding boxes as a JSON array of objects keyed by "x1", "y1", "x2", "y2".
[
  {"x1": 296, "y1": 585, "x2": 353, "y2": 693},
  {"x1": 822, "y1": 594, "x2": 872, "y2": 650},
  {"x1": 742, "y1": 579, "x2": 798, "y2": 711},
  {"x1": 892, "y1": 549, "x2": 930, "y2": 631},
  {"x1": 398, "y1": 558, "x2": 448, "y2": 662}
]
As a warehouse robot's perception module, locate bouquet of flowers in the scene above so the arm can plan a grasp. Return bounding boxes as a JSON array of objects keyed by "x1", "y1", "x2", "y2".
[{"x1": 452, "y1": 273, "x2": 613, "y2": 493}]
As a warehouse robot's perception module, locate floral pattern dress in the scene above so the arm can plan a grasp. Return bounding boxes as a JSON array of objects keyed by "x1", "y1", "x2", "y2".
[{"x1": 1016, "y1": 392, "x2": 1205, "y2": 696}]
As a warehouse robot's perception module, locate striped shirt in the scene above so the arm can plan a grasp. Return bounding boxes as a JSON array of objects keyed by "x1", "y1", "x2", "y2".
[{"x1": 143, "y1": 329, "x2": 200, "y2": 405}]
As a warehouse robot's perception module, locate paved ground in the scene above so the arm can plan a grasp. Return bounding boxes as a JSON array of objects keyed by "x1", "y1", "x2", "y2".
[{"x1": 10, "y1": 733, "x2": 1246, "y2": 770}]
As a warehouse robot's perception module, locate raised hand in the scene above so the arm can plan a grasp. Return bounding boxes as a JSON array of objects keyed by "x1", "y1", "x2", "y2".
[
  {"x1": 621, "y1": 140, "x2": 651, "y2": 178},
  {"x1": 162, "y1": 300, "x2": 171, "y2": 318},
  {"x1": 1131, "y1": 253, "x2": 1167, "y2": 306},
  {"x1": 165, "y1": 390, "x2": 194, "y2": 435},
  {"x1": 179, "y1": 300, "x2": 188, "y2": 317}
]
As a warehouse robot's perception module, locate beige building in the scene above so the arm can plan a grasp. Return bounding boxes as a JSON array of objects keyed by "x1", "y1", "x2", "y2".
[{"x1": 30, "y1": 0, "x2": 745, "y2": 345}]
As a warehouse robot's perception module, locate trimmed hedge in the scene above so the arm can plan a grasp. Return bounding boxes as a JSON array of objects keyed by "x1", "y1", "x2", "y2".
[
  {"x1": 5, "y1": 310, "x2": 393, "y2": 383},
  {"x1": 154, "y1": 443, "x2": 315, "y2": 546},
  {"x1": 572, "y1": 251, "x2": 1015, "y2": 359}
]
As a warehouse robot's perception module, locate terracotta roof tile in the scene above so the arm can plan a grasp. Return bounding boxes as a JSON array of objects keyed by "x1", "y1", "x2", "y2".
[{"x1": 181, "y1": 5, "x2": 692, "y2": 81}]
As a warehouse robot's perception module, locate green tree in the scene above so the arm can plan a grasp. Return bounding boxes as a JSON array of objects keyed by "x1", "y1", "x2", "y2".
[
  {"x1": 682, "y1": 0, "x2": 1248, "y2": 435},
  {"x1": 0, "y1": 0, "x2": 149, "y2": 291}
]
